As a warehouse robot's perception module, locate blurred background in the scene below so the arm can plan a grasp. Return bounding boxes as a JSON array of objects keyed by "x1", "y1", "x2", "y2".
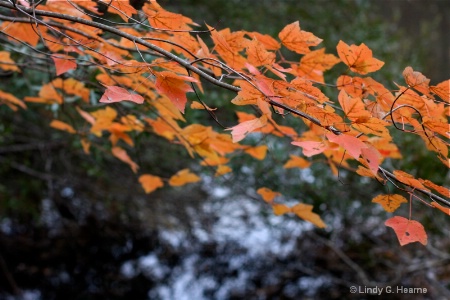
[{"x1": 0, "y1": 0, "x2": 449, "y2": 299}]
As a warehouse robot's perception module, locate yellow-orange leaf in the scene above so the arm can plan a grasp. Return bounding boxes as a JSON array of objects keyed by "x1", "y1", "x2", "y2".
[
  {"x1": 430, "y1": 79, "x2": 449, "y2": 103},
  {"x1": 291, "y1": 203, "x2": 326, "y2": 228},
  {"x1": 279, "y1": 21, "x2": 322, "y2": 54},
  {"x1": 257, "y1": 187, "x2": 281, "y2": 203},
  {"x1": 419, "y1": 180, "x2": 449, "y2": 198},
  {"x1": 111, "y1": 146, "x2": 139, "y2": 173},
  {"x1": 0, "y1": 90, "x2": 26, "y2": 110},
  {"x1": 244, "y1": 145, "x2": 268, "y2": 160},
  {"x1": 337, "y1": 41, "x2": 384, "y2": 75},
  {"x1": 393, "y1": 170, "x2": 428, "y2": 190},
  {"x1": 139, "y1": 174, "x2": 164, "y2": 194},
  {"x1": 272, "y1": 204, "x2": 291, "y2": 216},
  {"x1": 0, "y1": 51, "x2": 20, "y2": 72},
  {"x1": 169, "y1": 169, "x2": 200, "y2": 186},
  {"x1": 80, "y1": 138, "x2": 90, "y2": 154},
  {"x1": 431, "y1": 202, "x2": 450, "y2": 216},
  {"x1": 283, "y1": 154, "x2": 311, "y2": 169},
  {"x1": 372, "y1": 194, "x2": 408, "y2": 213},
  {"x1": 215, "y1": 165, "x2": 232, "y2": 176},
  {"x1": 50, "y1": 120, "x2": 76, "y2": 134}
]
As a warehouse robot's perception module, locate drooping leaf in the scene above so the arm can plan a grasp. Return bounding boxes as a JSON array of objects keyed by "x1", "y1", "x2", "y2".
[
  {"x1": 372, "y1": 194, "x2": 408, "y2": 212},
  {"x1": 50, "y1": 120, "x2": 76, "y2": 134},
  {"x1": 430, "y1": 202, "x2": 450, "y2": 216},
  {"x1": 430, "y1": 79, "x2": 450, "y2": 103},
  {"x1": 393, "y1": 170, "x2": 428, "y2": 190},
  {"x1": 291, "y1": 203, "x2": 326, "y2": 228},
  {"x1": 385, "y1": 216, "x2": 428, "y2": 246},
  {"x1": 283, "y1": 154, "x2": 311, "y2": 169},
  {"x1": 168, "y1": 169, "x2": 200, "y2": 186},
  {"x1": 244, "y1": 145, "x2": 268, "y2": 160},
  {"x1": 111, "y1": 146, "x2": 139, "y2": 173},
  {"x1": 0, "y1": 51, "x2": 20, "y2": 72},
  {"x1": 403, "y1": 66, "x2": 430, "y2": 95},
  {"x1": 139, "y1": 174, "x2": 164, "y2": 194},
  {"x1": 337, "y1": 40, "x2": 384, "y2": 74},
  {"x1": 272, "y1": 204, "x2": 291, "y2": 216},
  {"x1": 257, "y1": 187, "x2": 281, "y2": 203},
  {"x1": 99, "y1": 85, "x2": 144, "y2": 104}
]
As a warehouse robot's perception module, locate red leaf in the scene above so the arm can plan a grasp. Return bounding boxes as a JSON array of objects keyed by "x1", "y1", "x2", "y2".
[
  {"x1": 99, "y1": 85, "x2": 144, "y2": 104},
  {"x1": 155, "y1": 71, "x2": 197, "y2": 113},
  {"x1": 385, "y1": 216, "x2": 428, "y2": 246},
  {"x1": 228, "y1": 115, "x2": 267, "y2": 143},
  {"x1": 52, "y1": 55, "x2": 77, "y2": 76}
]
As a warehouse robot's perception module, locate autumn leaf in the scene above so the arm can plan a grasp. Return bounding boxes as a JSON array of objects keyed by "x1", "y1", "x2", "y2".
[
  {"x1": 291, "y1": 203, "x2": 326, "y2": 228},
  {"x1": 372, "y1": 194, "x2": 408, "y2": 213},
  {"x1": 430, "y1": 202, "x2": 450, "y2": 216},
  {"x1": 111, "y1": 146, "x2": 139, "y2": 173},
  {"x1": 139, "y1": 174, "x2": 164, "y2": 194},
  {"x1": 338, "y1": 90, "x2": 371, "y2": 122},
  {"x1": 0, "y1": 90, "x2": 26, "y2": 110},
  {"x1": 326, "y1": 133, "x2": 367, "y2": 159},
  {"x1": 297, "y1": 48, "x2": 340, "y2": 82},
  {"x1": 246, "y1": 38, "x2": 276, "y2": 66},
  {"x1": 403, "y1": 66, "x2": 430, "y2": 95},
  {"x1": 393, "y1": 170, "x2": 428, "y2": 190},
  {"x1": 279, "y1": 21, "x2": 322, "y2": 54},
  {"x1": 169, "y1": 169, "x2": 200, "y2": 186},
  {"x1": 52, "y1": 55, "x2": 77, "y2": 76},
  {"x1": 50, "y1": 119, "x2": 76, "y2": 134},
  {"x1": 0, "y1": 51, "x2": 20, "y2": 72},
  {"x1": 228, "y1": 115, "x2": 268, "y2": 143},
  {"x1": 272, "y1": 204, "x2": 291, "y2": 216},
  {"x1": 385, "y1": 216, "x2": 427, "y2": 246},
  {"x1": 283, "y1": 154, "x2": 311, "y2": 169},
  {"x1": 244, "y1": 145, "x2": 268, "y2": 160},
  {"x1": 154, "y1": 71, "x2": 197, "y2": 113},
  {"x1": 99, "y1": 85, "x2": 144, "y2": 104},
  {"x1": 337, "y1": 41, "x2": 384, "y2": 74},
  {"x1": 430, "y1": 79, "x2": 449, "y2": 103},
  {"x1": 257, "y1": 187, "x2": 281, "y2": 203},
  {"x1": 419, "y1": 179, "x2": 450, "y2": 198},
  {"x1": 291, "y1": 141, "x2": 327, "y2": 157},
  {"x1": 2, "y1": 22, "x2": 41, "y2": 46}
]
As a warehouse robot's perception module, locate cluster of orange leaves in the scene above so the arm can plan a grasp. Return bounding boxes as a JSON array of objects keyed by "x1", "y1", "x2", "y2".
[{"x1": 0, "y1": 0, "x2": 448, "y2": 246}]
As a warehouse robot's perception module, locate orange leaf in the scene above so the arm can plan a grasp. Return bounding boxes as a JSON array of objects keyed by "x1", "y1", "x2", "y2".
[
  {"x1": 168, "y1": 169, "x2": 200, "y2": 186},
  {"x1": 257, "y1": 187, "x2": 281, "y2": 203},
  {"x1": 111, "y1": 146, "x2": 139, "y2": 173},
  {"x1": 338, "y1": 90, "x2": 371, "y2": 122},
  {"x1": 99, "y1": 85, "x2": 144, "y2": 104},
  {"x1": 431, "y1": 202, "x2": 450, "y2": 216},
  {"x1": 105, "y1": 0, "x2": 137, "y2": 22},
  {"x1": 326, "y1": 133, "x2": 367, "y2": 159},
  {"x1": 50, "y1": 120, "x2": 76, "y2": 134},
  {"x1": 403, "y1": 66, "x2": 430, "y2": 95},
  {"x1": 154, "y1": 71, "x2": 197, "y2": 113},
  {"x1": 2, "y1": 22, "x2": 41, "y2": 46},
  {"x1": 297, "y1": 48, "x2": 340, "y2": 82},
  {"x1": 272, "y1": 204, "x2": 291, "y2": 216},
  {"x1": 336, "y1": 41, "x2": 384, "y2": 74},
  {"x1": 430, "y1": 79, "x2": 449, "y2": 103},
  {"x1": 385, "y1": 216, "x2": 427, "y2": 246},
  {"x1": 139, "y1": 174, "x2": 164, "y2": 194},
  {"x1": 244, "y1": 145, "x2": 268, "y2": 160},
  {"x1": 393, "y1": 170, "x2": 428, "y2": 190},
  {"x1": 419, "y1": 179, "x2": 450, "y2": 198},
  {"x1": 246, "y1": 39, "x2": 275, "y2": 66},
  {"x1": 360, "y1": 146, "x2": 381, "y2": 175},
  {"x1": 351, "y1": 117, "x2": 390, "y2": 138},
  {"x1": 283, "y1": 154, "x2": 311, "y2": 169},
  {"x1": 52, "y1": 55, "x2": 77, "y2": 76},
  {"x1": 372, "y1": 194, "x2": 408, "y2": 212},
  {"x1": 215, "y1": 165, "x2": 232, "y2": 176},
  {"x1": 228, "y1": 115, "x2": 268, "y2": 143},
  {"x1": 291, "y1": 141, "x2": 327, "y2": 157},
  {"x1": 278, "y1": 21, "x2": 322, "y2": 54},
  {"x1": 0, "y1": 90, "x2": 26, "y2": 110},
  {"x1": 0, "y1": 51, "x2": 20, "y2": 72},
  {"x1": 291, "y1": 203, "x2": 326, "y2": 228}
]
